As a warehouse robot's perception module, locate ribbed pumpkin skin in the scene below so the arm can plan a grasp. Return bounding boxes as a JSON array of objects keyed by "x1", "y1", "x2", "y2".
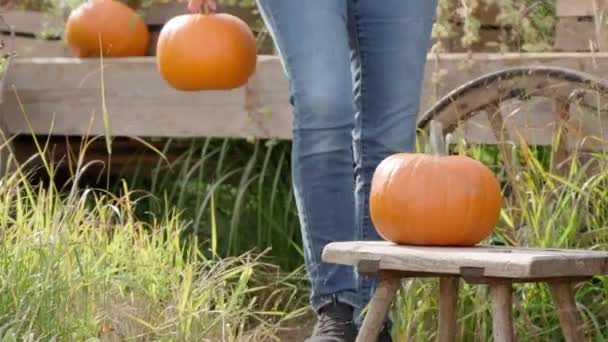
[
  {"x1": 370, "y1": 153, "x2": 502, "y2": 246},
  {"x1": 156, "y1": 13, "x2": 257, "y2": 91},
  {"x1": 65, "y1": 0, "x2": 149, "y2": 57}
]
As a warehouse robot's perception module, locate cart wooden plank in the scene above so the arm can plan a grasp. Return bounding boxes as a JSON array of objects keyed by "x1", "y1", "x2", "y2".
[
  {"x1": 557, "y1": 0, "x2": 608, "y2": 17},
  {"x1": 2, "y1": 10, "x2": 63, "y2": 36},
  {"x1": 554, "y1": 18, "x2": 602, "y2": 52},
  {"x1": 2, "y1": 53, "x2": 608, "y2": 147}
]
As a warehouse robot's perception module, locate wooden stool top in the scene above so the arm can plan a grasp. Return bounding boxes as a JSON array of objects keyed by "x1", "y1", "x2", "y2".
[{"x1": 322, "y1": 241, "x2": 608, "y2": 279}]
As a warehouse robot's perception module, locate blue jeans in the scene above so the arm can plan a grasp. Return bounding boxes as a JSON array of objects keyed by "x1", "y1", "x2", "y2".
[{"x1": 256, "y1": 0, "x2": 437, "y2": 324}]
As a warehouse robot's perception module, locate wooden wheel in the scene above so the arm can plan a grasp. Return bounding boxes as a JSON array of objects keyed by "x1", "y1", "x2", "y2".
[
  {"x1": 417, "y1": 65, "x2": 608, "y2": 232},
  {"x1": 418, "y1": 65, "x2": 608, "y2": 170},
  {"x1": 418, "y1": 65, "x2": 608, "y2": 135}
]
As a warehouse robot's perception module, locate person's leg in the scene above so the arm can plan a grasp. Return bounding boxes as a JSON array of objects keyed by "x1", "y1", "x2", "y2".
[
  {"x1": 349, "y1": 0, "x2": 438, "y2": 328},
  {"x1": 255, "y1": 0, "x2": 360, "y2": 335}
]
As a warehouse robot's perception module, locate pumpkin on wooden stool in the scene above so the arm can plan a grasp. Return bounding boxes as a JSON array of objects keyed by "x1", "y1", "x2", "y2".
[
  {"x1": 65, "y1": 0, "x2": 150, "y2": 57},
  {"x1": 155, "y1": 9, "x2": 257, "y2": 91},
  {"x1": 369, "y1": 122, "x2": 502, "y2": 246}
]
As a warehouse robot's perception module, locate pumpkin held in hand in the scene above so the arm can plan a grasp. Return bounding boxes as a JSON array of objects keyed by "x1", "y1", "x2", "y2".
[
  {"x1": 369, "y1": 153, "x2": 502, "y2": 246},
  {"x1": 65, "y1": 0, "x2": 150, "y2": 57},
  {"x1": 156, "y1": 12, "x2": 257, "y2": 91}
]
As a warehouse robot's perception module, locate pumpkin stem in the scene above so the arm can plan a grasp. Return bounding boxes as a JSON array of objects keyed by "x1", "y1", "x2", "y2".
[{"x1": 428, "y1": 120, "x2": 448, "y2": 156}]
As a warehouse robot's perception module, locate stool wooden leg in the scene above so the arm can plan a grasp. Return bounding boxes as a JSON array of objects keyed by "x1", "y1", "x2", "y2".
[
  {"x1": 548, "y1": 281, "x2": 585, "y2": 342},
  {"x1": 489, "y1": 283, "x2": 516, "y2": 342},
  {"x1": 356, "y1": 276, "x2": 401, "y2": 342},
  {"x1": 438, "y1": 276, "x2": 459, "y2": 342}
]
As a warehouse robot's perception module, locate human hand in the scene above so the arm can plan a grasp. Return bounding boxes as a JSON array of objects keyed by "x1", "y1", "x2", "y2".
[{"x1": 186, "y1": 0, "x2": 217, "y2": 14}]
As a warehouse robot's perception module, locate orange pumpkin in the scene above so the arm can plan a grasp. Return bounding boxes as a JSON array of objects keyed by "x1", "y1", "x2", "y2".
[
  {"x1": 370, "y1": 153, "x2": 502, "y2": 246},
  {"x1": 156, "y1": 13, "x2": 257, "y2": 91},
  {"x1": 65, "y1": 0, "x2": 150, "y2": 57}
]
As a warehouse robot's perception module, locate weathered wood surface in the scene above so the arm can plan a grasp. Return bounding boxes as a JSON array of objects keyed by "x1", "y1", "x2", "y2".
[
  {"x1": 489, "y1": 283, "x2": 516, "y2": 342},
  {"x1": 557, "y1": 0, "x2": 608, "y2": 17},
  {"x1": 2, "y1": 55, "x2": 290, "y2": 139},
  {"x1": 554, "y1": 0, "x2": 608, "y2": 52},
  {"x1": 1, "y1": 10, "x2": 64, "y2": 36},
  {"x1": 356, "y1": 276, "x2": 400, "y2": 342},
  {"x1": 8, "y1": 35, "x2": 70, "y2": 58},
  {"x1": 554, "y1": 18, "x2": 608, "y2": 52},
  {"x1": 438, "y1": 276, "x2": 459, "y2": 342},
  {"x1": 549, "y1": 281, "x2": 586, "y2": 342},
  {"x1": 3, "y1": 53, "x2": 608, "y2": 146},
  {"x1": 322, "y1": 241, "x2": 608, "y2": 279}
]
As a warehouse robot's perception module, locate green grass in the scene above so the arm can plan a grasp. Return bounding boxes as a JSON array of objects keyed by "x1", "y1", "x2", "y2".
[
  {"x1": 124, "y1": 138, "x2": 303, "y2": 271},
  {"x1": 0, "y1": 144, "x2": 308, "y2": 341},
  {"x1": 4, "y1": 124, "x2": 608, "y2": 340},
  {"x1": 8, "y1": 90, "x2": 608, "y2": 340}
]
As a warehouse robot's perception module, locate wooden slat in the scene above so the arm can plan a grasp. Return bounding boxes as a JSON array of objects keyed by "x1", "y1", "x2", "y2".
[
  {"x1": 322, "y1": 241, "x2": 608, "y2": 279},
  {"x1": 2, "y1": 53, "x2": 608, "y2": 147},
  {"x1": 2, "y1": 10, "x2": 64, "y2": 36},
  {"x1": 355, "y1": 276, "x2": 400, "y2": 342},
  {"x1": 490, "y1": 283, "x2": 516, "y2": 342},
  {"x1": 549, "y1": 282, "x2": 586, "y2": 342},
  {"x1": 554, "y1": 18, "x2": 608, "y2": 52},
  {"x1": 2, "y1": 55, "x2": 291, "y2": 139},
  {"x1": 438, "y1": 277, "x2": 459, "y2": 342},
  {"x1": 9, "y1": 35, "x2": 70, "y2": 58},
  {"x1": 557, "y1": 0, "x2": 608, "y2": 17}
]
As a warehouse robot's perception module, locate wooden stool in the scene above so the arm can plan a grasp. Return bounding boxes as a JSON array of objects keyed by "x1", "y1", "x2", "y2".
[{"x1": 322, "y1": 241, "x2": 608, "y2": 342}]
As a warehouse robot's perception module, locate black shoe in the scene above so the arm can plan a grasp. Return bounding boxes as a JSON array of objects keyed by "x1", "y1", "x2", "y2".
[
  {"x1": 377, "y1": 326, "x2": 393, "y2": 342},
  {"x1": 305, "y1": 302, "x2": 357, "y2": 342}
]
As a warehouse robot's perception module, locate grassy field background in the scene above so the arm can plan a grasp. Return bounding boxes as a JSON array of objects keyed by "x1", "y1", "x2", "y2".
[{"x1": 3, "y1": 130, "x2": 608, "y2": 340}]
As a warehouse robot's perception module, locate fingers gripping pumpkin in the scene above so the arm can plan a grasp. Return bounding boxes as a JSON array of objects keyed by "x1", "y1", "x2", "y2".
[
  {"x1": 65, "y1": 0, "x2": 150, "y2": 57},
  {"x1": 369, "y1": 153, "x2": 502, "y2": 246},
  {"x1": 156, "y1": 12, "x2": 257, "y2": 91}
]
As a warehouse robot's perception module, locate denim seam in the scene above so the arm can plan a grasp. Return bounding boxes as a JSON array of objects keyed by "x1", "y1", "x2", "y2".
[
  {"x1": 353, "y1": 6, "x2": 369, "y2": 243},
  {"x1": 351, "y1": 3, "x2": 376, "y2": 317},
  {"x1": 255, "y1": 2, "x2": 286, "y2": 75}
]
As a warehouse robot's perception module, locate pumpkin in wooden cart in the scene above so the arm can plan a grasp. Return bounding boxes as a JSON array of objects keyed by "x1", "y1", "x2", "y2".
[
  {"x1": 369, "y1": 122, "x2": 502, "y2": 246},
  {"x1": 65, "y1": 0, "x2": 150, "y2": 57},
  {"x1": 155, "y1": 10, "x2": 257, "y2": 91}
]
